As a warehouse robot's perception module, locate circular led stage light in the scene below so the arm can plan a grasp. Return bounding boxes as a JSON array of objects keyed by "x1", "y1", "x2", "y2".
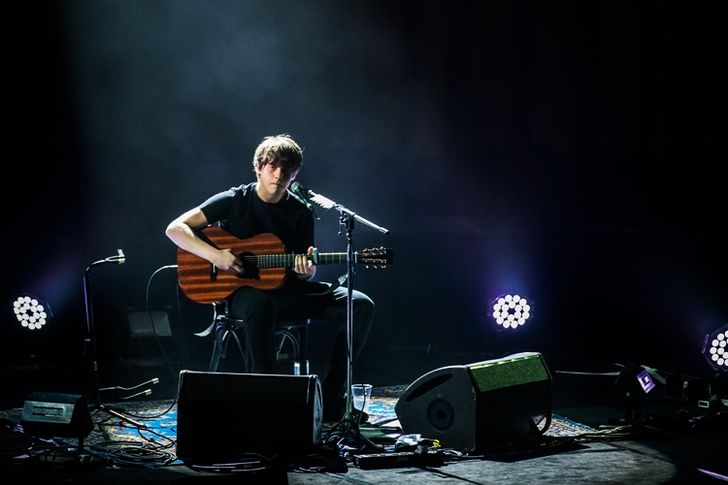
[
  {"x1": 704, "y1": 324, "x2": 728, "y2": 372},
  {"x1": 491, "y1": 294, "x2": 531, "y2": 330},
  {"x1": 12, "y1": 295, "x2": 51, "y2": 331}
]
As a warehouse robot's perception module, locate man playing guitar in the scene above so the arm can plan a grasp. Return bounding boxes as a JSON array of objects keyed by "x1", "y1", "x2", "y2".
[{"x1": 166, "y1": 134, "x2": 376, "y2": 422}]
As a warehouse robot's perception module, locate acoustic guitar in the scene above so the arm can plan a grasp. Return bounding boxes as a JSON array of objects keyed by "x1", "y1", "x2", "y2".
[{"x1": 176, "y1": 226, "x2": 393, "y2": 304}]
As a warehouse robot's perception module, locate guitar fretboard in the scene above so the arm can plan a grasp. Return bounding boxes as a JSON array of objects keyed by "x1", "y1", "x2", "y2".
[{"x1": 241, "y1": 253, "x2": 351, "y2": 268}]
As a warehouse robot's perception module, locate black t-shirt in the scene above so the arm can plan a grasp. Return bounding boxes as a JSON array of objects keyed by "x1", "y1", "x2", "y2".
[{"x1": 198, "y1": 182, "x2": 314, "y2": 254}]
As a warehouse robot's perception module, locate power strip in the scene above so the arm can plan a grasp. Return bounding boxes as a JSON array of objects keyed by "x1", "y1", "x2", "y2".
[{"x1": 352, "y1": 450, "x2": 445, "y2": 469}]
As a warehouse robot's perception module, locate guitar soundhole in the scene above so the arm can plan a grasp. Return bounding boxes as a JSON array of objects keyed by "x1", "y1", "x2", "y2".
[{"x1": 239, "y1": 252, "x2": 260, "y2": 280}]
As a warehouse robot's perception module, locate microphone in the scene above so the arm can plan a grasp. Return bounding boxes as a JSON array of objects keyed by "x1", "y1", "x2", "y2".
[
  {"x1": 290, "y1": 181, "x2": 336, "y2": 210},
  {"x1": 99, "y1": 377, "x2": 159, "y2": 392},
  {"x1": 290, "y1": 181, "x2": 313, "y2": 210},
  {"x1": 120, "y1": 388, "x2": 152, "y2": 400}
]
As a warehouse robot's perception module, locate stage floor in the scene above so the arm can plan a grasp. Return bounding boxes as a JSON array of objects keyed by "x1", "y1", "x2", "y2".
[{"x1": 1, "y1": 370, "x2": 726, "y2": 484}]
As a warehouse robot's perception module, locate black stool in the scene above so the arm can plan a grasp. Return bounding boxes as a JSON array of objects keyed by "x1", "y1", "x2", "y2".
[{"x1": 206, "y1": 302, "x2": 310, "y2": 375}]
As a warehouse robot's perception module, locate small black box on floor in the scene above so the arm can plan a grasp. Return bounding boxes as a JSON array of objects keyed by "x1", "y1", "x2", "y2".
[
  {"x1": 176, "y1": 370, "x2": 322, "y2": 465},
  {"x1": 21, "y1": 392, "x2": 93, "y2": 439},
  {"x1": 395, "y1": 351, "x2": 551, "y2": 451}
]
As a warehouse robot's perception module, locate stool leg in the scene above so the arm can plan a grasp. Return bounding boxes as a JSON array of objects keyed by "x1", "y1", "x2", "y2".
[
  {"x1": 274, "y1": 329, "x2": 298, "y2": 375},
  {"x1": 227, "y1": 328, "x2": 248, "y2": 373},
  {"x1": 209, "y1": 326, "x2": 229, "y2": 372},
  {"x1": 300, "y1": 319, "x2": 310, "y2": 375},
  {"x1": 289, "y1": 330, "x2": 301, "y2": 373}
]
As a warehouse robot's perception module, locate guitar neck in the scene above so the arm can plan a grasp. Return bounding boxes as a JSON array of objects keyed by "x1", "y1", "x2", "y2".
[{"x1": 250, "y1": 252, "x2": 351, "y2": 269}]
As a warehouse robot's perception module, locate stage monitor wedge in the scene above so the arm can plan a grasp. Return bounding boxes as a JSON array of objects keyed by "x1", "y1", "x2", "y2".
[
  {"x1": 176, "y1": 370, "x2": 322, "y2": 466},
  {"x1": 394, "y1": 351, "x2": 552, "y2": 451}
]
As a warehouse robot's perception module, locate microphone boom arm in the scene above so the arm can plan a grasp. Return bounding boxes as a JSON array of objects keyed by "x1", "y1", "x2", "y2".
[
  {"x1": 292, "y1": 182, "x2": 390, "y2": 235},
  {"x1": 332, "y1": 204, "x2": 389, "y2": 235}
]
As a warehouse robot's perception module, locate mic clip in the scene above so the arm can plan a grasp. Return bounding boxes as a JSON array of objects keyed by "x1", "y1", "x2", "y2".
[{"x1": 101, "y1": 249, "x2": 125, "y2": 265}]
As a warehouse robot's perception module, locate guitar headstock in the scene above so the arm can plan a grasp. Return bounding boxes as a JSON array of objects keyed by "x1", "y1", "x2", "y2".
[{"x1": 357, "y1": 247, "x2": 393, "y2": 268}]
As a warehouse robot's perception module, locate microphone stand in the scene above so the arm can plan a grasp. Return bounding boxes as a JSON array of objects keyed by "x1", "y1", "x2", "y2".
[
  {"x1": 298, "y1": 184, "x2": 390, "y2": 436},
  {"x1": 83, "y1": 250, "x2": 146, "y2": 429}
]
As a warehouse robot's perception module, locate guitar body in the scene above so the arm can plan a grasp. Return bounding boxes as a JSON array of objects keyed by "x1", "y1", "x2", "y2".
[{"x1": 177, "y1": 227, "x2": 288, "y2": 304}]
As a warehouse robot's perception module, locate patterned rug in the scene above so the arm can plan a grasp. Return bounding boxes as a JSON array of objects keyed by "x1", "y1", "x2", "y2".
[
  {"x1": 94, "y1": 386, "x2": 594, "y2": 444},
  {"x1": 2, "y1": 385, "x2": 595, "y2": 455}
]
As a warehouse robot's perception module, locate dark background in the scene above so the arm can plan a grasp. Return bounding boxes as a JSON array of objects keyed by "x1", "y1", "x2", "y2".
[{"x1": 2, "y1": 0, "x2": 726, "y2": 405}]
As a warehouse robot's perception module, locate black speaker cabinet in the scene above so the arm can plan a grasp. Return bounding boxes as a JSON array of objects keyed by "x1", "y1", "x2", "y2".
[
  {"x1": 394, "y1": 351, "x2": 551, "y2": 451},
  {"x1": 21, "y1": 392, "x2": 93, "y2": 439},
  {"x1": 176, "y1": 370, "x2": 323, "y2": 465}
]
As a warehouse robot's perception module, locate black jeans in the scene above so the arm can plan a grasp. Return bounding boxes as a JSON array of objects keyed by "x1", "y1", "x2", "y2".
[{"x1": 228, "y1": 280, "x2": 375, "y2": 416}]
